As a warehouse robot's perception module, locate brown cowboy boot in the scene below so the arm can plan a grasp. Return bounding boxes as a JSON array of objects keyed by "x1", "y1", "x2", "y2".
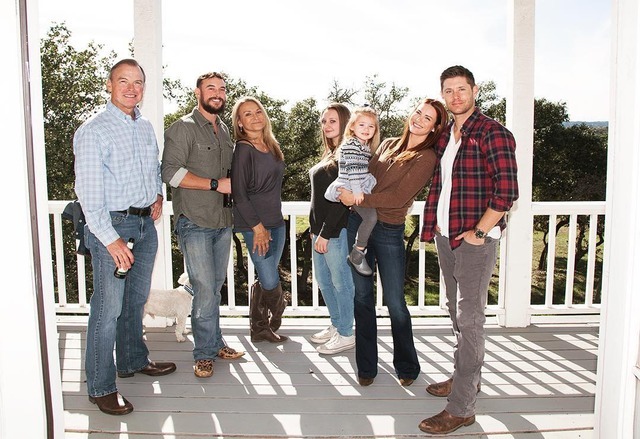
[
  {"x1": 250, "y1": 281, "x2": 288, "y2": 343},
  {"x1": 249, "y1": 281, "x2": 267, "y2": 338},
  {"x1": 263, "y1": 282, "x2": 289, "y2": 332}
]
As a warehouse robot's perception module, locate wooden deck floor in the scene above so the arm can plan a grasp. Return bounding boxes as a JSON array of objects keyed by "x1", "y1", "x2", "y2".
[{"x1": 58, "y1": 317, "x2": 598, "y2": 438}]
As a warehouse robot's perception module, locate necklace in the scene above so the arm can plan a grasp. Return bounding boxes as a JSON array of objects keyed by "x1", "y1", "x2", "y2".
[{"x1": 249, "y1": 138, "x2": 268, "y2": 152}]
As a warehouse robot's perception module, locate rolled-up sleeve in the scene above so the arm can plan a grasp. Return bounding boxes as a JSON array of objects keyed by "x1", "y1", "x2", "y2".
[{"x1": 162, "y1": 121, "x2": 190, "y2": 188}]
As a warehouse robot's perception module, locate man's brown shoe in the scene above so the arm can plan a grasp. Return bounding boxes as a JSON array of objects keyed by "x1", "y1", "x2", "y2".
[
  {"x1": 426, "y1": 377, "x2": 481, "y2": 397},
  {"x1": 194, "y1": 359, "x2": 214, "y2": 378},
  {"x1": 89, "y1": 392, "x2": 133, "y2": 415},
  {"x1": 418, "y1": 409, "x2": 475, "y2": 434},
  {"x1": 118, "y1": 361, "x2": 177, "y2": 378},
  {"x1": 358, "y1": 376, "x2": 374, "y2": 386},
  {"x1": 217, "y1": 346, "x2": 245, "y2": 360}
]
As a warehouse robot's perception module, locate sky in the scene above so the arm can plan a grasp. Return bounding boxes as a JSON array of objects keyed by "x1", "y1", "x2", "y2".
[{"x1": 38, "y1": 0, "x2": 611, "y2": 122}]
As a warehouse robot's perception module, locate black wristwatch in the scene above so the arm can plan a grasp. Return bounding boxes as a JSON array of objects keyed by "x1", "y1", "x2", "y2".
[
  {"x1": 210, "y1": 178, "x2": 219, "y2": 191},
  {"x1": 474, "y1": 227, "x2": 486, "y2": 239}
]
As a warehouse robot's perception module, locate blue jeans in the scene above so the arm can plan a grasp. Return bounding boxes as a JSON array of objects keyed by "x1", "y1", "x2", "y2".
[
  {"x1": 85, "y1": 212, "x2": 158, "y2": 398},
  {"x1": 435, "y1": 234, "x2": 498, "y2": 418},
  {"x1": 312, "y1": 228, "x2": 355, "y2": 336},
  {"x1": 241, "y1": 225, "x2": 285, "y2": 290},
  {"x1": 347, "y1": 212, "x2": 420, "y2": 381},
  {"x1": 175, "y1": 216, "x2": 231, "y2": 361}
]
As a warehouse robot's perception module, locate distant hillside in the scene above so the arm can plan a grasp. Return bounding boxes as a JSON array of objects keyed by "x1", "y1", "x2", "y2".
[{"x1": 563, "y1": 121, "x2": 608, "y2": 128}]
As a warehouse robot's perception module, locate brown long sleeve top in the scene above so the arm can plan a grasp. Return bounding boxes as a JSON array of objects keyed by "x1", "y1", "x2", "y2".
[{"x1": 359, "y1": 138, "x2": 437, "y2": 225}]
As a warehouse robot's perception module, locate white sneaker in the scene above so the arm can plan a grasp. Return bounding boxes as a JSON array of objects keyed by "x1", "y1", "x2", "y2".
[
  {"x1": 310, "y1": 325, "x2": 336, "y2": 344},
  {"x1": 317, "y1": 333, "x2": 355, "y2": 355}
]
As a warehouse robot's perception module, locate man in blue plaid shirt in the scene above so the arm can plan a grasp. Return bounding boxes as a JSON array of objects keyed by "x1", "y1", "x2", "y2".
[{"x1": 74, "y1": 59, "x2": 176, "y2": 416}]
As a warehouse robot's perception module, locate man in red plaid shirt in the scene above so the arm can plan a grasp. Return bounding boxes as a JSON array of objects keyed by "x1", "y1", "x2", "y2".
[{"x1": 418, "y1": 65, "x2": 519, "y2": 435}]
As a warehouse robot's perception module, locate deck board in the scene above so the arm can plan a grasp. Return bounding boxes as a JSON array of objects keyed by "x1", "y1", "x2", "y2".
[{"x1": 58, "y1": 318, "x2": 597, "y2": 438}]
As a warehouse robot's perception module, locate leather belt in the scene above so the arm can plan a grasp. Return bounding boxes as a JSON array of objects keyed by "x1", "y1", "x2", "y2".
[{"x1": 117, "y1": 206, "x2": 152, "y2": 217}]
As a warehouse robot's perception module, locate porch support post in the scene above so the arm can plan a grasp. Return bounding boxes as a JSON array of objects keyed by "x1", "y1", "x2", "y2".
[
  {"x1": 3, "y1": 0, "x2": 64, "y2": 436},
  {"x1": 134, "y1": 0, "x2": 172, "y2": 327},
  {"x1": 595, "y1": 0, "x2": 640, "y2": 435},
  {"x1": 500, "y1": 0, "x2": 535, "y2": 327}
]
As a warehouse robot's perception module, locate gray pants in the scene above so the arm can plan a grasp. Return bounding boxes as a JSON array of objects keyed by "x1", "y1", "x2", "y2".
[
  {"x1": 435, "y1": 234, "x2": 498, "y2": 418},
  {"x1": 353, "y1": 206, "x2": 377, "y2": 249}
]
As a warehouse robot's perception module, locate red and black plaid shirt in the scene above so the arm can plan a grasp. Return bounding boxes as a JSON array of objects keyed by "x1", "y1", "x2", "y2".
[{"x1": 421, "y1": 108, "x2": 519, "y2": 249}]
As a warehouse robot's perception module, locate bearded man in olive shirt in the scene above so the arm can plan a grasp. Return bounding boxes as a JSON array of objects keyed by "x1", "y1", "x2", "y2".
[{"x1": 162, "y1": 72, "x2": 244, "y2": 379}]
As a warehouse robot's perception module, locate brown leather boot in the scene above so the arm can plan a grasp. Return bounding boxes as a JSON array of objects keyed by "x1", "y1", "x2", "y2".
[
  {"x1": 426, "y1": 377, "x2": 481, "y2": 397},
  {"x1": 418, "y1": 410, "x2": 475, "y2": 434},
  {"x1": 263, "y1": 283, "x2": 289, "y2": 332},
  {"x1": 250, "y1": 281, "x2": 288, "y2": 343}
]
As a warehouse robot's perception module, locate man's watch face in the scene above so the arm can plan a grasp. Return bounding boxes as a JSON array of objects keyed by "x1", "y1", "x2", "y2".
[{"x1": 475, "y1": 228, "x2": 486, "y2": 239}]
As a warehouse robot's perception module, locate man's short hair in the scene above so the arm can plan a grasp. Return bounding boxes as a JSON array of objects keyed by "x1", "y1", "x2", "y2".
[
  {"x1": 440, "y1": 65, "x2": 475, "y2": 90},
  {"x1": 196, "y1": 72, "x2": 226, "y2": 88},
  {"x1": 109, "y1": 59, "x2": 146, "y2": 82}
]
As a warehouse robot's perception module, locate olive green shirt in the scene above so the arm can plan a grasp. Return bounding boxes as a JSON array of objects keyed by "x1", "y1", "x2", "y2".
[{"x1": 162, "y1": 108, "x2": 234, "y2": 229}]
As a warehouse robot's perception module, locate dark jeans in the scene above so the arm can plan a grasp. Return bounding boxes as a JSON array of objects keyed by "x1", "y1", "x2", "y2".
[{"x1": 347, "y1": 211, "x2": 420, "y2": 381}]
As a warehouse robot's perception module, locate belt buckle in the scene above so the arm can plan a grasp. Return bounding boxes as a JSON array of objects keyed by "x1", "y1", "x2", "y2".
[{"x1": 128, "y1": 206, "x2": 150, "y2": 216}]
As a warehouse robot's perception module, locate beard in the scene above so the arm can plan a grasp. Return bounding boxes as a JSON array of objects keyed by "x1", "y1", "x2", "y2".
[{"x1": 201, "y1": 98, "x2": 226, "y2": 115}]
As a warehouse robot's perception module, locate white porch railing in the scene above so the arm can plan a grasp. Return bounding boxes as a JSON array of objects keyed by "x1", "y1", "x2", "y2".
[{"x1": 48, "y1": 200, "x2": 604, "y2": 323}]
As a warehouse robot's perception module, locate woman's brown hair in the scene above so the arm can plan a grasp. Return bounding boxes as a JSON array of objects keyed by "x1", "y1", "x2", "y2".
[
  {"x1": 320, "y1": 103, "x2": 351, "y2": 160},
  {"x1": 380, "y1": 98, "x2": 448, "y2": 164}
]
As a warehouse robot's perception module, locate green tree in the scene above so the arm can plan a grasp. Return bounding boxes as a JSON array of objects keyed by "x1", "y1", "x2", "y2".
[
  {"x1": 279, "y1": 98, "x2": 322, "y2": 202},
  {"x1": 326, "y1": 79, "x2": 357, "y2": 104},
  {"x1": 478, "y1": 81, "x2": 506, "y2": 123},
  {"x1": 42, "y1": 23, "x2": 194, "y2": 300},
  {"x1": 41, "y1": 23, "x2": 116, "y2": 200},
  {"x1": 362, "y1": 74, "x2": 409, "y2": 141}
]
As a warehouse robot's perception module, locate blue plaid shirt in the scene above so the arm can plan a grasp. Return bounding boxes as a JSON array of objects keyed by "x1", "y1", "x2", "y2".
[{"x1": 74, "y1": 101, "x2": 162, "y2": 246}]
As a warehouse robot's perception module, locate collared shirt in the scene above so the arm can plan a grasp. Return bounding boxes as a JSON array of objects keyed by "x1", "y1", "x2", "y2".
[
  {"x1": 74, "y1": 101, "x2": 162, "y2": 246},
  {"x1": 421, "y1": 107, "x2": 519, "y2": 248},
  {"x1": 162, "y1": 108, "x2": 234, "y2": 229}
]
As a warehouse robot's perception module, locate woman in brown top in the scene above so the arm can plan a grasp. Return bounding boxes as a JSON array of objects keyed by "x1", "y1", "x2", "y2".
[{"x1": 338, "y1": 98, "x2": 448, "y2": 387}]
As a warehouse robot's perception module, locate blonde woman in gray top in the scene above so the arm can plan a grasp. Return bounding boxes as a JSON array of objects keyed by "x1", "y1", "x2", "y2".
[{"x1": 231, "y1": 96, "x2": 289, "y2": 344}]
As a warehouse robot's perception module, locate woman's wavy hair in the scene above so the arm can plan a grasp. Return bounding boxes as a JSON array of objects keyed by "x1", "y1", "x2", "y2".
[
  {"x1": 320, "y1": 103, "x2": 351, "y2": 160},
  {"x1": 380, "y1": 98, "x2": 448, "y2": 164},
  {"x1": 231, "y1": 96, "x2": 284, "y2": 161}
]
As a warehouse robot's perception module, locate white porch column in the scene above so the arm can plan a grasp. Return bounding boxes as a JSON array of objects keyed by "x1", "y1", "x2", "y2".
[
  {"x1": 134, "y1": 0, "x2": 172, "y2": 327},
  {"x1": 595, "y1": 0, "x2": 640, "y2": 436},
  {"x1": 500, "y1": 0, "x2": 535, "y2": 327},
  {"x1": 2, "y1": 0, "x2": 64, "y2": 437}
]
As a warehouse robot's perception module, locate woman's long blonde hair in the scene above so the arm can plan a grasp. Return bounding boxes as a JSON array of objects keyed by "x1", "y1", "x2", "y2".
[{"x1": 231, "y1": 96, "x2": 284, "y2": 161}]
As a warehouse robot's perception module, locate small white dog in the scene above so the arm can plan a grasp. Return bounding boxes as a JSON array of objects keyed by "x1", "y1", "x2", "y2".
[{"x1": 144, "y1": 273, "x2": 193, "y2": 342}]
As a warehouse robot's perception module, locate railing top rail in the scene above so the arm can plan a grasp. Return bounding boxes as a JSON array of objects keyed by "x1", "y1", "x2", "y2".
[{"x1": 531, "y1": 201, "x2": 606, "y2": 215}]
